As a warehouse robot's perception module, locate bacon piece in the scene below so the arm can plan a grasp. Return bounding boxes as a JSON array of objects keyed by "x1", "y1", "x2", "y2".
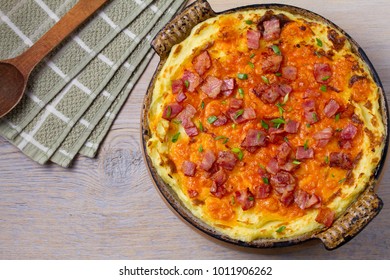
[
  {"x1": 329, "y1": 152, "x2": 353, "y2": 169},
  {"x1": 200, "y1": 76, "x2": 223, "y2": 98},
  {"x1": 303, "y1": 99, "x2": 319, "y2": 124},
  {"x1": 340, "y1": 123, "x2": 358, "y2": 140},
  {"x1": 324, "y1": 99, "x2": 340, "y2": 118},
  {"x1": 211, "y1": 168, "x2": 228, "y2": 187},
  {"x1": 228, "y1": 108, "x2": 257, "y2": 124},
  {"x1": 278, "y1": 84, "x2": 292, "y2": 97},
  {"x1": 313, "y1": 63, "x2": 332, "y2": 84},
  {"x1": 213, "y1": 114, "x2": 228, "y2": 127},
  {"x1": 171, "y1": 79, "x2": 184, "y2": 94},
  {"x1": 254, "y1": 184, "x2": 271, "y2": 199},
  {"x1": 314, "y1": 127, "x2": 333, "y2": 140},
  {"x1": 266, "y1": 158, "x2": 279, "y2": 175},
  {"x1": 235, "y1": 188, "x2": 255, "y2": 210},
  {"x1": 247, "y1": 29, "x2": 261, "y2": 49},
  {"x1": 175, "y1": 91, "x2": 187, "y2": 103},
  {"x1": 270, "y1": 171, "x2": 296, "y2": 194},
  {"x1": 262, "y1": 54, "x2": 283, "y2": 73},
  {"x1": 268, "y1": 127, "x2": 285, "y2": 143},
  {"x1": 184, "y1": 126, "x2": 198, "y2": 137},
  {"x1": 217, "y1": 151, "x2": 237, "y2": 171},
  {"x1": 314, "y1": 127, "x2": 333, "y2": 147},
  {"x1": 255, "y1": 84, "x2": 280, "y2": 104},
  {"x1": 296, "y1": 146, "x2": 314, "y2": 160},
  {"x1": 263, "y1": 18, "x2": 281, "y2": 41},
  {"x1": 303, "y1": 89, "x2": 321, "y2": 99},
  {"x1": 187, "y1": 189, "x2": 198, "y2": 198},
  {"x1": 277, "y1": 142, "x2": 292, "y2": 165},
  {"x1": 162, "y1": 103, "x2": 183, "y2": 120},
  {"x1": 177, "y1": 104, "x2": 196, "y2": 128},
  {"x1": 284, "y1": 119, "x2": 299, "y2": 133},
  {"x1": 182, "y1": 70, "x2": 202, "y2": 92},
  {"x1": 242, "y1": 108, "x2": 257, "y2": 120},
  {"x1": 280, "y1": 191, "x2": 294, "y2": 206},
  {"x1": 182, "y1": 160, "x2": 196, "y2": 177},
  {"x1": 221, "y1": 78, "x2": 235, "y2": 97},
  {"x1": 294, "y1": 189, "x2": 320, "y2": 209},
  {"x1": 306, "y1": 194, "x2": 321, "y2": 209},
  {"x1": 282, "y1": 66, "x2": 297, "y2": 81},
  {"x1": 200, "y1": 150, "x2": 216, "y2": 171},
  {"x1": 315, "y1": 207, "x2": 335, "y2": 227},
  {"x1": 229, "y1": 98, "x2": 243, "y2": 109},
  {"x1": 192, "y1": 51, "x2": 211, "y2": 75},
  {"x1": 241, "y1": 129, "x2": 267, "y2": 152},
  {"x1": 279, "y1": 161, "x2": 297, "y2": 172},
  {"x1": 210, "y1": 182, "x2": 228, "y2": 198}
]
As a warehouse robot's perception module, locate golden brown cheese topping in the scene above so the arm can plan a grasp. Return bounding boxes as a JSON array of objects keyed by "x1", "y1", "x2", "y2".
[{"x1": 147, "y1": 9, "x2": 385, "y2": 241}]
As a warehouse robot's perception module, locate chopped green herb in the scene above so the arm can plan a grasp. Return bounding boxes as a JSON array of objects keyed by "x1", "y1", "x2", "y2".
[
  {"x1": 336, "y1": 128, "x2": 343, "y2": 132},
  {"x1": 324, "y1": 155, "x2": 329, "y2": 164},
  {"x1": 261, "y1": 120, "x2": 269, "y2": 130},
  {"x1": 304, "y1": 140, "x2": 309, "y2": 150},
  {"x1": 231, "y1": 147, "x2": 244, "y2": 160},
  {"x1": 335, "y1": 113, "x2": 340, "y2": 122},
  {"x1": 215, "y1": 135, "x2": 229, "y2": 144},
  {"x1": 250, "y1": 53, "x2": 255, "y2": 59},
  {"x1": 257, "y1": 132, "x2": 262, "y2": 141},
  {"x1": 198, "y1": 144, "x2": 203, "y2": 152},
  {"x1": 261, "y1": 75, "x2": 270, "y2": 84},
  {"x1": 248, "y1": 196, "x2": 254, "y2": 201},
  {"x1": 259, "y1": 164, "x2": 266, "y2": 170},
  {"x1": 172, "y1": 132, "x2": 180, "y2": 143},
  {"x1": 276, "y1": 102, "x2": 285, "y2": 115},
  {"x1": 271, "y1": 117, "x2": 286, "y2": 128},
  {"x1": 237, "y1": 73, "x2": 248, "y2": 80},
  {"x1": 172, "y1": 119, "x2": 182, "y2": 125},
  {"x1": 238, "y1": 88, "x2": 245, "y2": 97},
  {"x1": 232, "y1": 123, "x2": 237, "y2": 129},
  {"x1": 293, "y1": 160, "x2": 301, "y2": 165},
  {"x1": 248, "y1": 61, "x2": 255, "y2": 69},
  {"x1": 231, "y1": 196, "x2": 236, "y2": 205},
  {"x1": 166, "y1": 106, "x2": 172, "y2": 118},
  {"x1": 198, "y1": 121, "x2": 204, "y2": 132},
  {"x1": 315, "y1": 51, "x2": 322, "y2": 57},
  {"x1": 201, "y1": 100, "x2": 205, "y2": 109},
  {"x1": 316, "y1": 38, "x2": 323, "y2": 47},
  {"x1": 234, "y1": 109, "x2": 244, "y2": 120},
  {"x1": 320, "y1": 85, "x2": 327, "y2": 92},
  {"x1": 338, "y1": 178, "x2": 346, "y2": 184},
  {"x1": 245, "y1": 19, "x2": 253, "y2": 25},
  {"x1": 312, "y1": 112, "x2": 318, "y2": 122},
  {"x1": 284, "y1": 136, "x2": 289, "y2": 142},
  {"x1": 282, "y1": 93, "x2": 290, "y2": 104},
  {"x1": 276, "y1": 225, "x2": 286, "y2": 233},
  {"x1": 322, "y1": 75, "x2": 330, "y2": 81},
  {"x1": 275, "y1": 72, "x2": 282, "y2": 77},
  {"x1": 331, "y1": 174, "x2": 335, "y2": 178},
  {"x1": 271, "y1": 45, "x2": 281, "y2": 55},
  {"x1": 306, "y1": 123, "x2": 311, "y2": 128},
  {"x1": 221, "y1": 100, "x2": 227, "y2": 105},
  {"x1": 207, "y1": 115, "x2": 218, "y2": 124},
  {"x1": 184, "y1": 80, "x2": 189, "y2": 88},
  {"x1": 262, "y1": 177, "x2": 269, "y2": 185}
]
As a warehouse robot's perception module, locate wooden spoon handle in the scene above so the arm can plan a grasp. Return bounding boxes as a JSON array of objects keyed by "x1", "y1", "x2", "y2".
[{"x1": 10, "y1": 0, "x2": 109, "y2": 77}]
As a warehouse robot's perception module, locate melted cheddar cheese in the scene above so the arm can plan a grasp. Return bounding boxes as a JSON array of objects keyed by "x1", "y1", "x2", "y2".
[{"x1": 146, "y1": 9, "x2": 385, "y2": 241}]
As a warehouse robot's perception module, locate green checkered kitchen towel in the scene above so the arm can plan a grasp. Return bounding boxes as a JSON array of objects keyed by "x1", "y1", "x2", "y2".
[{"x1": 0, "y1": 0, "x2": 188, "y2": 167}]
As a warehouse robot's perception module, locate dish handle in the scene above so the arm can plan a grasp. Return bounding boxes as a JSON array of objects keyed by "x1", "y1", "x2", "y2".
[
  {"x1": 151, "y1": 0, "x2": 216, "y2": 59},
  {"x1": 315, "y1": 185, "x2": 383, "y2": 250}
]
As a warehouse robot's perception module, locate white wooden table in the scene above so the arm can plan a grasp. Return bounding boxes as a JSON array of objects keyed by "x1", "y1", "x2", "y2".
[{"x1": 1, "y1": 0, "x2": 389, "y2": 259}]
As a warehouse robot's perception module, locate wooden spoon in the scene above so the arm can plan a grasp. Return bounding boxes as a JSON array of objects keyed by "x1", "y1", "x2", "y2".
[{"x1": 0, "y1": 0, "x2": 108, "y2": 118}]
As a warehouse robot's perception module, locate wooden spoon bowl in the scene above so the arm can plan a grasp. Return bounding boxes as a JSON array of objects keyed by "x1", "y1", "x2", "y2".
[{"x1": 0, "y1": 0, "x2": 109, "y2": 117}]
